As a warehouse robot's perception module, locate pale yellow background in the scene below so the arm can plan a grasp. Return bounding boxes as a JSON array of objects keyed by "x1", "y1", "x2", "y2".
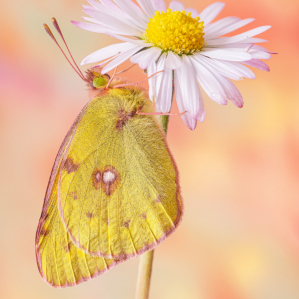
[{"x1": 1, "y1": 0, "x2": 299, "y2": 298}]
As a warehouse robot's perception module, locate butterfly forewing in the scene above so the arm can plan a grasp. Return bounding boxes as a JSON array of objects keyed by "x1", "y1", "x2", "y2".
[{"x1": 58, "y1": 90, "x2": 183, "y2": 259}]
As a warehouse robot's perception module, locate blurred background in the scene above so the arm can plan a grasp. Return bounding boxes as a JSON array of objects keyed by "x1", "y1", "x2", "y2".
[{"x1": 1, "y1": 0, "x2": 299, "y2": 298}]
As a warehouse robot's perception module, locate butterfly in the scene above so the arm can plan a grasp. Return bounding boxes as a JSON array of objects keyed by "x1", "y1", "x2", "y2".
[{"x1": 35, "y1": 19, "x2": 183, "y2": 288}]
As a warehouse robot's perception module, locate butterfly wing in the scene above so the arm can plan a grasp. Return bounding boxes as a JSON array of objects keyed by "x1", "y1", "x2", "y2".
[
  {"x1": 58, "y1": 90, "x2": 183, "y2": 259},
  {"x1": 35, "y1": 103, "x2": 119, "y2": 288}
]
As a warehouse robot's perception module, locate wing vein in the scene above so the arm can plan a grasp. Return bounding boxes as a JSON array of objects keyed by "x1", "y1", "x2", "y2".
[{"x1": 126, "y1": 123, "x2": 174, "y2": 231}]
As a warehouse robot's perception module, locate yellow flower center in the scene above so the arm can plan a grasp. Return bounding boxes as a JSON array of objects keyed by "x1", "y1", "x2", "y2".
[{"x1": 144, "y1": 8, "x2": 205, "y2": 55}]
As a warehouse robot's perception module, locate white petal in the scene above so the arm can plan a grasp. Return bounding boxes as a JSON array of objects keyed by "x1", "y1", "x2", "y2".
[
  {"x1": 215, "y1": 59, "x2": 255, "y2": 79},
  {"x1": 165, "y1": 51, "x2": 183, "y2": 69},
  {"x1": 178, "y1": 56, "x2": 201, "y2": 117},
  {"x1": 199, "y1": 2, "x2": 225, "y2": 25},
  {"x1": 242, "y1": 59, "x2": 270, "y2": 71},
  {"x1": 210, "y1": 43, "x2": 273, "y2": 56},
  {"x1": 206, "y1": 25, "x2": 271, "y2": 45},
  {"x1": 87, "y1": 0, "x2": 145, "y2": 31},
  {"x1": 146, "y1": 55, "x2": 167, "y2": 102},
  {"x1": 81, "y1": 16, "x2": 104, "y2": 25},
  {"x1": 81, "y1": 42, "x2": 135, "y2": 65},
  {"x1": 169, "y1": 1, "x2": 184, "y2": 11},
  {"x1": 251, "y1": 45, "x2": 274, "y2": 53},
  {"x1": 136, "y1": 0, "x2": 155, "y2": 17},
  {"x1": 191, "y1": 56, "x2": 227, "y2": 105},
  {"x1": 237, "y1": 38, "x2": 268, "y2": 43},
  {"x1": 251, "y1": 45, "x2": 267, "y2": 51},
  {"x1": 211, "y1": 43, "x2": 254, "y2": 49},
  {"x1": 198, "y1": 58, "x2": 244, "y2": 107},
  {"x1": 87, "y1": 0, "x2": 113, "y2": 13},
  {"x1": 72, "y1": 21, "x2": 128, "y2": 35},
  {"x1": 201, "y1": 49, "x2": 252, "y2": 61},
  {"x1": 156, "y1": 67, "x2": 173, "y2": 113},
  {"x1": 113, "y1": 0, "x2": 148, "y2": 26},
  {"x1": 196, "y1": 104, "x2": 205, "y2": 123},
  {"x1": 245, "y1": 44, "x2": 254, "y2": 52},
  {"x1": 196, "y1": 55, "x2": 240, "y2": 80},
  {"x1": 185, "y1": 8, "x2": 199, "y2": 17},
  {"x1": 174, "y1": 67, "x2": 204, "y2": 129},
  {"x1": 204, "y1": 17, "x2": 241, "y2": 37},
  {"x1": 151, "y1": 0, "x2": 166, "y2": 12},
  {"x1": 102, "y1": 46, "x2": 143, "y2": 73},
  {"x1": 127, "y1": 0, "x2": 146, "y2": 15},
  {"x1": 100, "y1": 0, "x2": 124, "y2": 14},
  {"x1": 83, "y1": 8, "x2": 142, "y2": 36},
  {"x1": 108, "y1": 34, "x2": 153, "y2": 47},
  {"x1": 174, "y1": 56, "x2": 204, "y2": 130},
  {"x1": 249, "y1": 51, "x2": 271, "y2": 60},
  {"x1": 206, "y1": 18, "x2": 255, "y2": 39},
  {"x1": 174, "y1": 73, "x2": 197, "y2": 130},
  {"x1": 147, "y1": 62, "x2": 157, "y2": 101},
  {"x1": 155, "y1": 53, "x2": 167, "y2": 99},
  {"x1": 213, "y1": 60, "x2": 256, "y2": 79},
  {"x1": 221, "y1": 77, "x2": 244, "y2": 107},
  {"x1": 130, "y1": 47, "x2": 161, "y2": 69}
]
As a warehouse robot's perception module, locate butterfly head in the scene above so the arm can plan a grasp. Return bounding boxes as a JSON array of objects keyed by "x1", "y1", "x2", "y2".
[
  {"x1": 85, "y1": 66, "x2": 132, "y2": 98},
  {"x1": 86, "y1": 67, "x2": 110, "y2": 90}
]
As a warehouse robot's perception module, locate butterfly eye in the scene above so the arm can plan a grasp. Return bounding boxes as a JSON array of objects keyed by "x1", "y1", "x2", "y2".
[{"x1": 93, "y1": 77, "x2": 107, "y2": 88}]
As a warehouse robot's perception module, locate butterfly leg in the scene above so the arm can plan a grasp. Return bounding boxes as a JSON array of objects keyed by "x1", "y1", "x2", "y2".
[
  {"x1": 114, "y1": 71, "x2": 164, "y2": 88},
  {"x1": 106, "y1": 66, "x2": 118, "y2": 89}
]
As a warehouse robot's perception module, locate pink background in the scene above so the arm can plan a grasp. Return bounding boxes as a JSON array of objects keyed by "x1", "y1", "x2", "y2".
[{"x1": 1, "y1": 0, "x2": 299, "y2": 298}]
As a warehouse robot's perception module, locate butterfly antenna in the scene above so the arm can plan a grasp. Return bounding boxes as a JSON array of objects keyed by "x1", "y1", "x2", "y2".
[
  {"x1": 114, "y1": 70, "x2": 164, "y2": 88},
  {"x1": 51, "y1": 18, "x2": 86, "y2": 79},
  {"x1": 43, "y1": 22, "x2": 87, "y2": 82}
]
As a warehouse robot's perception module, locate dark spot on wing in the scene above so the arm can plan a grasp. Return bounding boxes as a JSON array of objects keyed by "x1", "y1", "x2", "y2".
[
  {"x1": 64, "y1": 157, "x2": 79, "y2": 174},
  {"x1": 123, "y1": 220, "x2": 131, "y2": 229},
  {"x1": 155, "y1": 195, "x2": 161, "y2": 203},
  {"x1": 86, "y1": 212, "x2": 94, "y2": 219},
  {"x1": 141, "y1": 213, "x2": 147, "y2": 219},
  {"x1": 92, "y1": 166, "x2": 120, "y2": 196},
  {"x1": 64, "y1": 241, "x2": 73, "y2": 253},
  {"x1": 69, "y1": 191, "x2": 78, "y2": 200},
  {"x1": 92, "y1": 170, "x2": 102, "y2": 190},
  {"x1": 115, "y1": 106, "x2": 142, "y2": 131},
  {"x1": 40, "y1": 228, "x2": 49, "y2": 236}
]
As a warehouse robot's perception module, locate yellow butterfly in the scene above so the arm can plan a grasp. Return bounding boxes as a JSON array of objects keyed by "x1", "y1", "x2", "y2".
[{"x1": 35, "y1": 19, "x2": 183, "y2": 288}]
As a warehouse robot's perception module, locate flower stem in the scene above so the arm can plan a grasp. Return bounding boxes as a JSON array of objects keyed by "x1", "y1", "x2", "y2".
[
  {"x1": 135, "y1": 250, "x2": 155, "y2": 299},
  {"x1": 135, "y1": 75, "x2": 174, "y2": 299},
  {"x1": 160, "y1": 115, "x2": 170, "y2": 133}
]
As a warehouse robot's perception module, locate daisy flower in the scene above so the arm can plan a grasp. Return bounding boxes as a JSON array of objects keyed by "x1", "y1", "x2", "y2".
[{"x1": 73, "y1": 0, "x2": 272, "y2": 130}]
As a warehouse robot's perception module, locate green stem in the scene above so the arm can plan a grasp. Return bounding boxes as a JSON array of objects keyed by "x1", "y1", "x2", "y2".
[
  {"x1": 160, "y1": 115, "x2": 170, "y2": 133},
  {"x1": 135, "y1": 74, "x2": 174, "y2": 299}
]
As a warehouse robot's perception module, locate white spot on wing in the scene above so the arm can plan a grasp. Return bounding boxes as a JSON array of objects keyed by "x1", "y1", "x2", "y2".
[{"x1": 103, "y1": 171, "x2": 116, "y2": 184}]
